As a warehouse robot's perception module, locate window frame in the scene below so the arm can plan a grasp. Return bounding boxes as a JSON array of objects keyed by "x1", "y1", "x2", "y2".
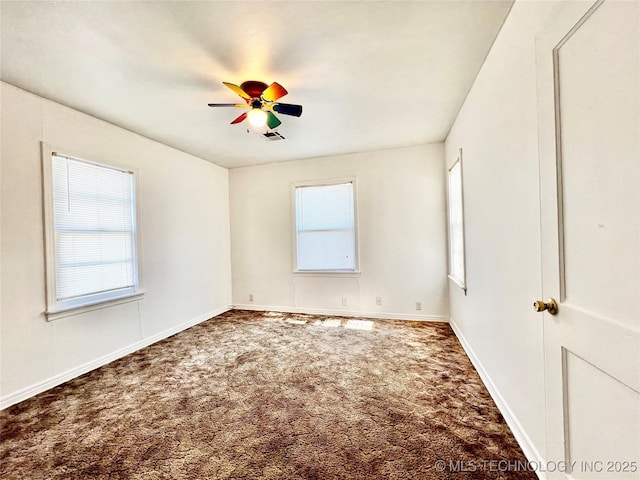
[
  {"x1": 447, "y1": 149, "x2": 467, "y2": 293},
  {"x1": 41, "y1": 143, "x2": 144, "y2": 321},
  {"x1": 291, "y1": 177, "x2": 360, "y2": 275}
]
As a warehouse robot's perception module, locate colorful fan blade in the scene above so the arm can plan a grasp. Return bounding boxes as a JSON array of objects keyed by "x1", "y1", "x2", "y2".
[
  {"x1": 208, "y1": 103, "x2": 250, "y2": 108},
  {"x1": 230, "y1": 112, "x2": 248, "y2": 124},
  {"x1": 266, "y1": 111, "x2": 281, "y2": 129},
  {"x1": 262, "y1": 82, "x2": 288, "y2": 102},
  {"x1": 223, "y1": 82, "x2": 251, "y2": 100},
  {"x1": 273, "y1": 103, "x2": 303, "y2": 117}
]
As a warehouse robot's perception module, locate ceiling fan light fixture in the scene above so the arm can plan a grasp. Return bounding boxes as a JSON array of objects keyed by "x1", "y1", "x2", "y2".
[
  {"x1": 247, "y1": 107, "x2": 267, "y2": 128},
  {"x1": 208, "y1": 81, "x2": 302, "y2": 134}
]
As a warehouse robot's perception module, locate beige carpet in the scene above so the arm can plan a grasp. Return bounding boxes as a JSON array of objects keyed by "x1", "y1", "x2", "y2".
[{"x1": 1, "y1": 310, "x2": 535, "y2": 479}]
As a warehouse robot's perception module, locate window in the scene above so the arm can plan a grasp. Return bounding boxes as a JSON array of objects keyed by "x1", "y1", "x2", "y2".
[
  {"x1": 294, "y1": 180, "x2": 358, "y2": 272},
  {"x1": 42, "y1": 147, "x2": 142, "y2": 318},
  {"x1": 448, "y1": 151, "x2": 466, "y2": 292}
]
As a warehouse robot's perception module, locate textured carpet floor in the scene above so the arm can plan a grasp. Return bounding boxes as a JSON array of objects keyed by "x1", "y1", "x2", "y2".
[{"x1": 1, "y1": 310, "x2": 535, "y2": 479}]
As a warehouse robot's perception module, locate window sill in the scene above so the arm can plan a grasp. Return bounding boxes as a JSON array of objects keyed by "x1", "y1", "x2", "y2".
[
  {"x1": 293, "y1": 270, "x2": 361, "y2": 278},
  {"x1": 448, "y1": 275, "x2": 467, "y2": 295},
  {"x1": 45, "y1": 291, "x2": 145, "y2": 322}
]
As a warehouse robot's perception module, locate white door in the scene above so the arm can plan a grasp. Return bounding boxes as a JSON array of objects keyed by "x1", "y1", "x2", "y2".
[{"x1": 536, "y1": 1, "x2": 640, "y2": 478}]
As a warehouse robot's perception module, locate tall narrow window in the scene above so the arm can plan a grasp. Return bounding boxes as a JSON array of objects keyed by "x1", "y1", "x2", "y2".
[
  {"x1": 44, "y1": 150, "x2": 141, "y2": 316},
  {"x1": 294, "y1": 180, "x2": 357, "y2": 272},
  {"x1": 448, "y1": 153, "x2": 466, "y2": 291}
]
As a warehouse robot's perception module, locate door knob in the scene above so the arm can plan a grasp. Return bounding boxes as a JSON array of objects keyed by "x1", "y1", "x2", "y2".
[{"x1": 533, "y1": 298, "x2": 558, "y2": 315}]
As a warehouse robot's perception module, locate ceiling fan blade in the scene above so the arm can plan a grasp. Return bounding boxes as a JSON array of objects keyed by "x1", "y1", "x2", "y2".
[
  {"x1": 223, "y1": 82, "x2": 251, "y2": 100},
  {"x1": 230, "y1": 112, "x2": 248, "y2": 124},
  {"x1": 266, "y1": 111, "x2": 281, "y2": 129},
  {"x1": 208, "y1": 103, "x2": 250, "y2": 108},
  {"x1": 262, "y1": 82, "x2": 288, "y2": 102},
  {"x1": 273, "y1": 103, "x2": 303, "y2": 117}
]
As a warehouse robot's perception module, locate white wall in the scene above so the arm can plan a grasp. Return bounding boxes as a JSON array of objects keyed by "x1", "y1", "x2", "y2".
[
  {"x1": 445, "y1": 0, "x2": 562, "y2": 465},
  {"x1": 0, "y1": 83, "x2": 232, "y2": 407},
  {"x1": 230, "y1": 144, "x2": 448, "y2": 321}
]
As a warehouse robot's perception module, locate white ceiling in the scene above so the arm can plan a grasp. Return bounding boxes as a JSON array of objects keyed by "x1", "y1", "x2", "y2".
[{"x1": 1, "y1": 1, "x2": 512, "y2": 168}]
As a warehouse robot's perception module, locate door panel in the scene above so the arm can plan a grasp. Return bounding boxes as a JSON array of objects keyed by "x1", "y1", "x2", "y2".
[
  {"x1": 565, "y1": 351, "x2": 640, "y2": 475},
  {"x1": 536, "y1": 1, "x2": 640, "y2": 478},
  {"x1": 558, "y1": 0, "x2": 639, "y2": 324}
]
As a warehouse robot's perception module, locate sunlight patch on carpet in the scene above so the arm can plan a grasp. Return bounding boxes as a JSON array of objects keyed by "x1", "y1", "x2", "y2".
[
  {"x1": 286, "y1": 318, "x2": 307, "y2": 325},
  {"x1": 321, "y1": 318, "x2": 342, "y2": 328},
  {"x1": 344, "y1": 319, "x2": 374, "y2": 331}
]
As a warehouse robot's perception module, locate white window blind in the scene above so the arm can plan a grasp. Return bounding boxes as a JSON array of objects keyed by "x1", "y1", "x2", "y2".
[
  {"x1": 448, "y1": 159, "x2": 465, "y2": 288},
  {"x1": 50, "y1": 154, "x2": 138, "y2": 308},
  {"x1": 295, "y1": 182, "x2": 356, "y2": 271}
]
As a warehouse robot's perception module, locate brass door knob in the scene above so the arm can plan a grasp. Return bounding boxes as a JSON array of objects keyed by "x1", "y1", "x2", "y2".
[{"x1": 533, "y1": 298, "x2": 558, "y2": 315}]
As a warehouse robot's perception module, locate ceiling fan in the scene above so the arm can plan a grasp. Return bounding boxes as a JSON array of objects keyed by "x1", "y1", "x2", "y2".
[{"x1": 208, "y1": 81, "x2": 303, "y2": 130}]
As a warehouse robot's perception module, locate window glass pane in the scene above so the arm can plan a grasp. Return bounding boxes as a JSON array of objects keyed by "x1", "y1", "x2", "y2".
[
  {"x1": 295, "y1": 182, "x2": 356, "y2": 271},
  {"x1": 448, "y1": 161, "x2": 465, "y2": 284},
  {"x1": 296, "y1": 183, "x2": 354, "y2": 231},
  {"x1": 297, "y1": 230, "x2": 356, "y2": 271},
  {"x1": 56, "y1": 262, "x2": 134, "y2": 300},
  {"x1": 51, "y1": 155, "x2": 137, "y2": 303}
]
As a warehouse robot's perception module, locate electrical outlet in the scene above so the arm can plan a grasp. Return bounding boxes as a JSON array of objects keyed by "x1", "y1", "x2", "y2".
[
  {"x1": 249, "y1": 294, "x2": 254, "y2": 302},
  {"x1": 376, "y1": 297, "x2": 382, "y2": 306},
  {"x1": 416, "y1": 302, "x2": 422, "y2": 311},
  {"x1": 341, "y1": 297, "x2": 347, "y2": 307}
]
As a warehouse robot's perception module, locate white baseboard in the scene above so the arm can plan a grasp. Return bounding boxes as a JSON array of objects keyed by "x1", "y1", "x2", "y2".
[
  {"x1": 232, "y1": 303, "x2": 449, "y2": 323},
  {"x1": 448, "y1": 317, "x2": 547, "y2": 480},
  {"x1": 0, "y1": 305, "x2": 231, "y2": 410},
  {"x1": 136, "y1": 305, "x2": 231, "y2": 350}
]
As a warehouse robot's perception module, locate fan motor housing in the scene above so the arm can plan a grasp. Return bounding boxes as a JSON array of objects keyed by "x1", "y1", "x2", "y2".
[{"x1": 241, "y1": 81, "x2": 268, "y2": 98}]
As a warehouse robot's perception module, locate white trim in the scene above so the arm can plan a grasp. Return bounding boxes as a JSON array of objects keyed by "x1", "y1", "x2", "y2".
[
  {"x1": 293, "y1": 271, "x2": 361, "y2": 278},
  {"x1": 291, "y1": 177, "x2": 360, "y2": 273},
  {"x1": 290, "y1": 176, "x2": 356, "y2": 189},
  {"x1": 137, "y1": 305, "x2": 230, "y2": 349},
  {"x1": 40, "y1": 142, "x2": 145, "y2": 316},
  {"x1": 45, "y1": 291, "x2": 146, "y2": 321},
  {"x1": 232, "y1": 304, "x2": 449, "y2": 323},
  {"x1": 446, "y1": 149, "x2": 467, "y2": 293},
  {"x1": 449, "y1": 316, "x2": 547, "y2": 479},
  {"x1": 447, "y1": 274, "x2": 467, "y2": 293},
  {"x1": 0, "y1": 305, "x2": 231, "y2": 410}
]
